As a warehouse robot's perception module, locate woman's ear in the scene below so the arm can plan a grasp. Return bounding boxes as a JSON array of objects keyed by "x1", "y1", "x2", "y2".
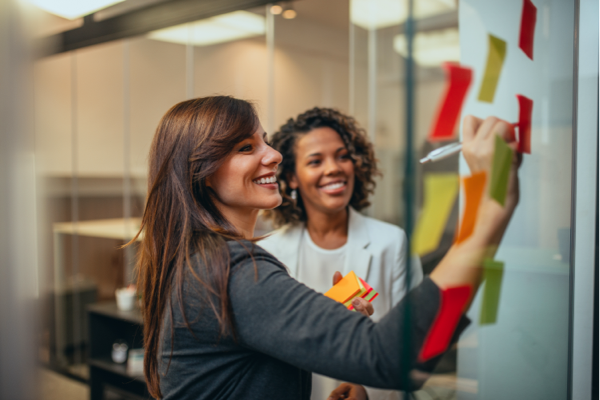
[{"x1": 287, "y1": 173, "x2": 299, "y2": 190}]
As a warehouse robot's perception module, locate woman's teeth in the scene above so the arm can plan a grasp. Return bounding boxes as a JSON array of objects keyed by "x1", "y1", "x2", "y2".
[
  {"x1": 321, "y1": 182, "x2": 345, "y2": 190},
  {"x1": 254, "y1": 176, "x2": 277, "y2": 185}
]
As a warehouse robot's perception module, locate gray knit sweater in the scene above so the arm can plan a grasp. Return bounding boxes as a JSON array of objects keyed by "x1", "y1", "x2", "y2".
[{"x1": 159, "y1": 240, "x2": 462, "y2": 399}]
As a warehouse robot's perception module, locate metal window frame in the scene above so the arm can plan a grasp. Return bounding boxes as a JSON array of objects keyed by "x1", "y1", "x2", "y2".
[{"x1": 569, "y1": 0, "x2": 599, "y2": 398}]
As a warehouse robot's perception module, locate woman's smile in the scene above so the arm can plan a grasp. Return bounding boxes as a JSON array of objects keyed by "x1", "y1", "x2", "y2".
[
  {"x1": 253, "y1": 173, "x2": 279, "y2": 190},
  {"x1": 318, "y1": 179, "x2": 347, "y2": 195}
]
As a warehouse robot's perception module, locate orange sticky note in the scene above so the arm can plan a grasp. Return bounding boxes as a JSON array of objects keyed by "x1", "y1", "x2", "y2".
[
  {"x1": 324, "y1": 271, "x2": 361, "y2": 304},
  {"x1": 455, "y1": 172, "x2": 487, "y2": 244},
  {"x1": 419, "y1": 285, "x2": 472, "y2": 361}
]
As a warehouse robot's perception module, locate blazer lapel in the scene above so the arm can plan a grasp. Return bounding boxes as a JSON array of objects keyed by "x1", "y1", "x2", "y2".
[
  {"x1": 275, "y1": 223, "x2": 304, "y2": 279},
  {"x1": 343, "y1": 208, "x2": 372, "y2": 280}
]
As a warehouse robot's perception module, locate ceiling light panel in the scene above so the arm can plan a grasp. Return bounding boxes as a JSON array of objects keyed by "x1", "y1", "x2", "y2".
[
  {"x1": 28, "y1": 0, "x2": 125, "y2": 20},
  {"x1": 394, "y1": 28, "x2": 460, "y2": 67},
  {"x1": 350, "y1": 0, "x2": 456, "y2": 30},
  {"x1": 148, "y1": 11, "x2": 266, "y2": 47}
]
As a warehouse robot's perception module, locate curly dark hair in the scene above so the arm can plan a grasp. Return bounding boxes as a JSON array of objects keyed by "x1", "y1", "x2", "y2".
[{"x1": 263, "y1": 107, "x2": 381, "y2": 228}]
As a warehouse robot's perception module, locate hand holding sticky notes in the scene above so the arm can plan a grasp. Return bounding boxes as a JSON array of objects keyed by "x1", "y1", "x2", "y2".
[{"x1": 324, "y1": 271, "x2": 378, "y2": 311}]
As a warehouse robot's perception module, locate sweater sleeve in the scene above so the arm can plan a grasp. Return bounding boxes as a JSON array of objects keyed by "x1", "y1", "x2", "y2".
[{"x1": 227, "y1": 242, "x2": 458, "y2": 390}]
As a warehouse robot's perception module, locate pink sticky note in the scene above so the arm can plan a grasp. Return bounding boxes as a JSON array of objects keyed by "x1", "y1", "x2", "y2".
[
  {"x1": 519, "y1": 0, "x2": 537, "y2": 60},
  {"x1": 516, "y1": 94, "x2": 533, "y2": 154},
  {"x1": 419, "y1": 285, "x2": 472, "y2": 361},
  {"x1": 428, "y1": 63, "x2": 473, "y2": 142}
]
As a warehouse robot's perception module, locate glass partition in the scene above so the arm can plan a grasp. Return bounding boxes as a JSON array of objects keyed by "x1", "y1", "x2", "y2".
[
  {"x1": 456, "y1": 0, "x2": 574, "y2": 398},
  {"x1": 31, "y1": 0, "x2": 583, "y2": 398}
]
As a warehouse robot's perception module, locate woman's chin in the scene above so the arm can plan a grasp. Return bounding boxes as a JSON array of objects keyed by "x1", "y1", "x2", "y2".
[{"x1": 260, "y1": 195, "x2": 283, "y2": 210}]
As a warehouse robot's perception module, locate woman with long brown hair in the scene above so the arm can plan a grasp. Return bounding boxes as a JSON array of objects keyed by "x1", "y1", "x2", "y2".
[{"x1": 133, "y1": 95, "x2": 520, "y2": 400}]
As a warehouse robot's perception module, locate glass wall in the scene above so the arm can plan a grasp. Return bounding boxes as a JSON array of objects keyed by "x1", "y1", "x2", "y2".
[
  {"x1": 456, "y1": 0, "x2": 574, "y2": 399},
  {"x1": 30, "y1": 0, "x2": 589, "y2": 399}
]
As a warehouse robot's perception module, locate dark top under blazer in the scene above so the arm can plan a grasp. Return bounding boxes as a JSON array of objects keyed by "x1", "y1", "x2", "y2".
[{"x1": 159, "y1": 240, "x2": 462, "y2": 400}]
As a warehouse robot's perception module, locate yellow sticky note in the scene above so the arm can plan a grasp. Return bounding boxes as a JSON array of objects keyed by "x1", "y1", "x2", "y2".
[
  {"x1": 478, "y1": 34, "x2": 507, "y2": 103},
  {"x1": 412, "y1": 173, "x2": 459, "y2": 256}
]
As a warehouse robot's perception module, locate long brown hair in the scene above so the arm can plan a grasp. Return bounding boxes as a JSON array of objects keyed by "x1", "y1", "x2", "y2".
[{"x1": 130, "y1": 96, "x2": 258, "y2": 399}]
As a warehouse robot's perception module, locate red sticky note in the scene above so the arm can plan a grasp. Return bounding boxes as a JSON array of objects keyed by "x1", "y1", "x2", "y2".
[
  {"x1": 519, "y1": 0, "x2": 537, "y2": 60},
  {"x1": 455, "y1": 171, "x2": 487, "y2": 244},
  {"x1": 428, "y1": 63, "x2": 473, "y2": 142},
  {"x1": 419, "y1": 285, "x2": 472, "y2": 361},
  {"x1": 516, "y1": 94, "x2": 533, "y2": 154}
]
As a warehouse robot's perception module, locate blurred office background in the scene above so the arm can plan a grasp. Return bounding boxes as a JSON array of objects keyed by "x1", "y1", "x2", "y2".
[{"x1": 0, "y1": 0, "x2": 597, "y2": 399}]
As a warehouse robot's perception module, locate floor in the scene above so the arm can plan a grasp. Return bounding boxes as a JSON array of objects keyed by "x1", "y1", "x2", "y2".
[{"x1": 40, "y1": 368, "x2": 89, "y2": 400}]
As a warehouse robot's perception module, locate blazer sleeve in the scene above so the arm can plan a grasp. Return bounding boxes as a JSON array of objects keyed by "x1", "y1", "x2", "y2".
[
  {"x1": 392, "y1": 229, "x2": 424, "y2": 307},
  {"x1": 228, "y1": 243, "x2": 462, "y2": 391}
]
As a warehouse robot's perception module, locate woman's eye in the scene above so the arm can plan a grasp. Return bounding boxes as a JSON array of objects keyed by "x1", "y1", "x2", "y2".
[
  {"x1": 340, "y1": 153, "x2": 351, "y2": 160},
  {"x1": 307, "y1": 159, "x2": 320, "y2": 166},
  {"x1": 239, "y1": 144, "x2": 252, "y2": 152}
]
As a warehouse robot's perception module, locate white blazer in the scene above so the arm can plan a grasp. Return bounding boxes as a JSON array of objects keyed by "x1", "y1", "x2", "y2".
[
  {"x1": 259, "y1": 208, "x2": 423, "y2": 400},
  {"x1": 259, "y1": 207, "x2": 423, "y2": 322}
]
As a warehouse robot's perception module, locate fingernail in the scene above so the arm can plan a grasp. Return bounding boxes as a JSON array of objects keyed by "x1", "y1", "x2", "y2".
[{"x1": 352, "y1": 298, "x2": 360, "y2": 306}]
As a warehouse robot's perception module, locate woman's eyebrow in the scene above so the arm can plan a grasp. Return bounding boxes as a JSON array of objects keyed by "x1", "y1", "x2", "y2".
[{"x1": 306, "y1": 152, "x2": 322, "y2": 158}]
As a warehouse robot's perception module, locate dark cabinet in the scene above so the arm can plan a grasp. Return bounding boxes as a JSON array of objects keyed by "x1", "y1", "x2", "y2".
[{"x1": 87, "y1": 303, "x2": 149, "y2": 400}]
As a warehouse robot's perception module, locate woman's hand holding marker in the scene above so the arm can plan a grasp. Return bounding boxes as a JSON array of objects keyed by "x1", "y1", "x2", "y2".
[{"x1": 429, "y1": 115, "x2": 522, "y2": 294}]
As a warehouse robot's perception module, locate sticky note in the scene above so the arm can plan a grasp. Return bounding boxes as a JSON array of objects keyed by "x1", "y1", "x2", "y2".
[
  {"x1": 479, "y1": 259, "x2": 505, "y2": 325},
  {"x1": 516, "y1": 94, "x2": 533, "y2": 154},
  {"x1": 428, "y1": 63, "x2": 473, "y2": 142},
  {"x1": 478, "y1": 35, "x2": 507, "y2": 103},
  {"x1": 519, "y1": 0, "x2": 537, "y2": 60},
  {"x1": 489, "y1": 135, "x2": 514, "y2": 206},
  {"x1": 419, "y1": 285, "x2": 472, "y2": 361},
  {"x1": 347, "y1": 277, "x2": 379, "y2": 310},
  {"x1": 324, "y1": 271, "x2": 361, "y2": 304},
  {"x1": 412, "y1": 173, "x2": 459, "y2": 256},
  {"x1": 455, "y1": 171, "x2": 487, "y2": 244},
  {"x1": 359, "y1": 277, "x2": 378, "y2": 302}
]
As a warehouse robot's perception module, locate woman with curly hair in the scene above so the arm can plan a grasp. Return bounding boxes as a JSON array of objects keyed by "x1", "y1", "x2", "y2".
[{"x1": 260, "y1": 107, "x2": 424, "y2": 400}]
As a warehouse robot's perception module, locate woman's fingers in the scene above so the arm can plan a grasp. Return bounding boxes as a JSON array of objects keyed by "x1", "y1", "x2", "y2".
[
  {"x1": 473, "y1": 116, "x2": 500, "y2": 143},
  {"x1": 491, "y1": 120, "x2": 517, "y2": 144},
  {"x1": 352, "y1": 297, "x2": 374, "y2": 317},
  {"x1": 328, "y1": 383, "x2": 368, "y2": 400},
  {"x1": 462, "y1": 115, "x2": 483, "y2": 143},
  {"x1": 332, "y1": 271, "x2": 343, "y2": 286},
  {"x1": 328, "y1": 383, "x2": 353, "y2": 400}
]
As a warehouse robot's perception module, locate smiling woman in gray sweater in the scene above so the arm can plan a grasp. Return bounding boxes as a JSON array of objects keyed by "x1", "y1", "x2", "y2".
[{"x1": 131, "y1": 96, "x2": 520, "y2": 400}]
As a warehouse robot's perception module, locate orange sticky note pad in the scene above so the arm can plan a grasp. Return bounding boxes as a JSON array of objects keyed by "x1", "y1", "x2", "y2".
[
  {"x1": 324, "y1": 271, "x2": 361, "y2": 304},
  {"x1": 455, "y1": 171, "x2": 487, "y2": 244}
]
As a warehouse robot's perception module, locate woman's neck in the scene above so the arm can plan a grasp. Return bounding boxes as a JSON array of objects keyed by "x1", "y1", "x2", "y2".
[
  {"x1": 304, "y1": 207, "x2": 349, "y2": 250},
  {"x1": 216, "y1": 205, "x2": 259, "y2": 239}
]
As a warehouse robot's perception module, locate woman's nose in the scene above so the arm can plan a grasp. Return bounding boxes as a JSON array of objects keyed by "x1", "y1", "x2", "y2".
[
  {"x1": 324, "y1": 158, "x2": 342, "y2": 175},
  {"x1": 262, "y1": 145, "x2": 282, "y2": 167}
]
